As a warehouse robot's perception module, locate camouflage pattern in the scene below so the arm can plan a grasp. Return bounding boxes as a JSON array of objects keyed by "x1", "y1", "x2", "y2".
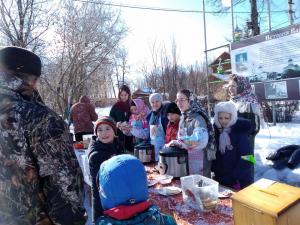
[{"x1": 0, "y1": 71, "x2": 86, "y2": 225}]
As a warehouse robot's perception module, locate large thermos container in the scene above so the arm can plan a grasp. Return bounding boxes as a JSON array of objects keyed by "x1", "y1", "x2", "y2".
[
  {"x1": 134, "y1": 142, "x2": 155, "y2": 163},
  {"x1": 158, "y1": 146, "x2": 189, "y2": 178}
]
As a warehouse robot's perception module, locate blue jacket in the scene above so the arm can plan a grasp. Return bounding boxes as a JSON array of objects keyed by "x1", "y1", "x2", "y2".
[{"x1": 212, "y1": 118, "x2": 254, "y2": 189}]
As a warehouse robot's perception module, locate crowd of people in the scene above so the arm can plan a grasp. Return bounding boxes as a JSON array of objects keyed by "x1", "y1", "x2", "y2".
[{"x1": 0, "y1": 47, "x2": 261, "y2": 225}]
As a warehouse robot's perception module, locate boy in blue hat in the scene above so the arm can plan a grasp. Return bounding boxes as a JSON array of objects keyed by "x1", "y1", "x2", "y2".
[{"x1": 96, "y1": 154, "x2": 177, "y2": 225}]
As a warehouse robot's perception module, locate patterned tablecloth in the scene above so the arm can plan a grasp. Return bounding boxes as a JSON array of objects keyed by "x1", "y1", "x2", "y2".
[{"x1": 145, "y1": 165, "x2": 234, "y2": 225}]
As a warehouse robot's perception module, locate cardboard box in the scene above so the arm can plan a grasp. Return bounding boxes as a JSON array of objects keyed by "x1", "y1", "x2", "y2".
[{"x1": 232, "y1": 179, "x2": 300, "y2": 225}]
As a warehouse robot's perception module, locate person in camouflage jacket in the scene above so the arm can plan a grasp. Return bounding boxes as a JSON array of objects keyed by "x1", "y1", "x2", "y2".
[{"x1": 0, "y1": 46, "x2": 86, "y2": 225}]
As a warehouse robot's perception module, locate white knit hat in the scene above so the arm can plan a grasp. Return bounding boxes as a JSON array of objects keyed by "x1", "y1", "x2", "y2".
[
  {"x1": 149, "y1": 93, "x2": 163, "y2": 103},
  {"x1": 214, "y1": 101, "x2": 238, "y2": 128}
]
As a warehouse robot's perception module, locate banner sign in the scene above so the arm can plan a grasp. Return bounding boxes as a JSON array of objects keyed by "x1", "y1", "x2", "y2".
[
  {"x1": 230, "y1": 23, "x2": 300, "y2": 100},
  {"x1": 231, "y1": 23, "x2": 300, "y2": 82}
]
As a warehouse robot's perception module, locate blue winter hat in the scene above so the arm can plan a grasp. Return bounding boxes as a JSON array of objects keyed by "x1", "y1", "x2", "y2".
[{"x1": 99, "y1": 154, "x2": 148, "y2": 210}]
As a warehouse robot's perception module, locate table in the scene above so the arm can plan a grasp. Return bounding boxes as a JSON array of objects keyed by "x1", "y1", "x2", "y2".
[
  {"x1": 74, "y1": 149, "x2": 92, "y2": 186},
  {"x1": 145, "y1": 165, "x2": 233, "y2": 225},
  {"x1": 74, "y1": 149, "x2": 93, "y2": 225}
]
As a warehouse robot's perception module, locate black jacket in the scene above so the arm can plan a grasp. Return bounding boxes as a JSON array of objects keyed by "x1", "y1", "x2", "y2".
[
  {"x1": 212, "y1": 118, "x2": 254, "y2": 189},
  {"x1": 88, "y1": 138, "x2": 124, "y2": 223}
]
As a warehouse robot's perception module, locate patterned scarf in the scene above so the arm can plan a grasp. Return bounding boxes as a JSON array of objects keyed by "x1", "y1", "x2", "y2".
[
  {"x1": 186, "y1": 92, "x2": 216, "y2": 160},
  {"x1": 230, "y1": 76, "x2": 258, "y2": 104}
]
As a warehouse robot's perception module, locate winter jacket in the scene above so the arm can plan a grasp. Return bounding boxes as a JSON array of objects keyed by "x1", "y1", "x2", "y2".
[
  {"x1": 212, "y1": 118, "x2": 254, "y2": 189},
  {"x1": 110, "y1": 101, "x2": 133, "y2": 152},
  {"x1": 0, "y1": 75, "x2": 85, "y2": 225},
  {"x1": 87, "y1": 138, "x2": 124, "y2": 223},
  {"x1": 96, "y1": 205, "x2": 177, "y2": 225},
  {"x1": 128, "y1": 116, "x2": 149, "y2": 142},
  {"x1": 165, "y1": 121, "x2": 179, "y2": 144},
  {"x1": 70, "y1": 95, "x2": 98, "y2": 133},
  {"x1": 178, "y1": 111, "x2": 210, "y2": 177}
]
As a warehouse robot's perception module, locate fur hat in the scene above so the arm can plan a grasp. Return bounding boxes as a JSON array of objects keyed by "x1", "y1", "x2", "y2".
[
  {"x1": 0, "y1": 46, "x2": 41, "y2": 78},
  {"x1": 99, "y1": 154, "x2": 148, "y2": 210},
  {"x1": 149, "y1": 93, "x2": 163, "y2": 103},
  {"x1": 166, "y1": 102, "x2": 181, "y2": 115},
  {"x1": 95, "y1": 116, "x2": 117, "y2": 135},
  {"x1": 214, "y1": 101, "x2": 238, "y2": 128}
]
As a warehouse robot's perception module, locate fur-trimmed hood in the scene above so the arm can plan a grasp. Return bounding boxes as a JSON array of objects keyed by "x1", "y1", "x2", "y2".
[{"x1": 214, "y1": 101, "x2": 238, "y2": 128}]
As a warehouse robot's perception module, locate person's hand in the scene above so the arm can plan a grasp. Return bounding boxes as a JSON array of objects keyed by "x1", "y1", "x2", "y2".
[
  {"x1": 116, "y1": 122, "x2": 122, "y2": 129},
  {"x1": 165, "y1": 140, "x2": 178, "y2": 147}
]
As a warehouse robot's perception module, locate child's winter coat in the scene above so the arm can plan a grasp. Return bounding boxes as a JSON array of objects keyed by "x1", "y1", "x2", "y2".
[
  {"x1": 165, "y1": 121, "x2": 179, "y2": 144},
  {"x1": 96, "y1": 154, "x2": 177, "y2": 225},
  {"x1": 88, "y1": 138, "x2": 124, "y2": 223},
  {"x1": 212, "y1": 101, "x2": 254, "y2": 190},
  {"x1": 127, "y1": 99, "x2": 150, "y2": 142}
]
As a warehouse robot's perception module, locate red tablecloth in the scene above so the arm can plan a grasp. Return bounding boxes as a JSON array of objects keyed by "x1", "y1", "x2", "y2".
[{"x1": 145, "y1": 165, "x2": 233, "y2": 225}]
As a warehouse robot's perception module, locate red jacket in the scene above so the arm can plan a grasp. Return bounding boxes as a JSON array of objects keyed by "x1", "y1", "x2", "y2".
[
  {"x1": 70, "y1": 96, "x2": 98, "y2": 133},
  {"x1": 165, "y1": 121, "x2": 179, "y2": 144}
]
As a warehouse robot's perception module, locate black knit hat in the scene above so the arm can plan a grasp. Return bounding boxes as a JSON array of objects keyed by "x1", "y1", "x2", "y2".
[
  {"x1": 166, "y1": 102, "x2": 181, "y2": 115},
  {"x1": 0, "y1": 46, "x2": 41, "y2": 78}
]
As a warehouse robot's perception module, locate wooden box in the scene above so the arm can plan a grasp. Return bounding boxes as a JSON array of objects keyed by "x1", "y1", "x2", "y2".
[{"x1": 231, "y1": 179, "x2": 300, "y2": 225}]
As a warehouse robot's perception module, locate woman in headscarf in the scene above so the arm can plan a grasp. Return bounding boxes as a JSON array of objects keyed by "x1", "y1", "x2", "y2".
[
  {"x1": 146, "y1": 93, "x2": 169, "y2": 161},
  {"x1": 227, "y1": 74, "x2": 261, "y2": 149},
  {"x1": 167, "y1": 89, "x2": 216, "y2": 177},
  {"x1": 109, "y1": 84, "x2": 134, "y2": 152}
]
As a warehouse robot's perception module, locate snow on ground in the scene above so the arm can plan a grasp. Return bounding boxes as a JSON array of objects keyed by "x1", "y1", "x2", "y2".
[
  {"x1": 254, "y1": 111, "x2": 300, "y2": 187},
  {"x1": 94, "y1": 107, "x2": 300, "y2": 187},
  {"x1": 95, "y1": 107, "x2": 111, "y2": 117}
]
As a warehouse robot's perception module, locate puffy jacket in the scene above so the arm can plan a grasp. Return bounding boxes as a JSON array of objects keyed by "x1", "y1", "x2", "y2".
[{"x1": 212, "y1": 118, "x2": 254, "y2": 189}]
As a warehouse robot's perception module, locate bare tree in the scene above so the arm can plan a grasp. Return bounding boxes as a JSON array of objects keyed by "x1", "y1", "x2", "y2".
[
  {"x1": 0, "y1": 0, "x2": 54, "y2": 51},
  {"x1": 40, "y1": 0, "x2": 127, "y2": 116},
  {"x1": 207, "y1": 0, "x2": 260, "y2": 37}
]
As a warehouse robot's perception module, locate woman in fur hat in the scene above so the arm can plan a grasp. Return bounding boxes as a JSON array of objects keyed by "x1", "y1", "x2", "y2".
[
  {"x1": 87, "y1": 116, "x2": 125, "y2": 223},
  {"x1": 211, "y1": 101, "x2": 254, "y2": 190}
]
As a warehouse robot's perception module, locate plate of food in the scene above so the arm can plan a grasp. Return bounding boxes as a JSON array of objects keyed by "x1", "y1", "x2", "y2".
[
  {"x1": 148, "y1": 179, "x2": 158, "y2": 187},
  {"x1": 155, "y1": 175, "x2": 173, "y2": 185},
  {"x1": 157, "y1": 186, "x2": 181, "y2": 196}
]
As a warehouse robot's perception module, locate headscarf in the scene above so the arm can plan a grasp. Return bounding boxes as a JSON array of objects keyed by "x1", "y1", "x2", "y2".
[
  {"x1": 132, "y1": 98, "x2": 150, "y2": 119},
  {"x1": 229, "y1": 75, "x2": 258, "y2": 104},
  {"x1": 179, "y1": 89, "x2": 216, "y2": 160},
  {"x1": 228, "y1": 74, "x2": 261, "y2": 115}
]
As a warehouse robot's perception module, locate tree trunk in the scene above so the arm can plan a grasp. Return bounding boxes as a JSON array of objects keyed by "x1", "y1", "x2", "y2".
[{"x1": 250, "y1": 0, "x2": 259, "y2": 35}]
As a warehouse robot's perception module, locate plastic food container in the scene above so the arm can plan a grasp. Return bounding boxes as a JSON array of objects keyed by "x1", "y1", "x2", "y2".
[{"x1": 180, "y1": 175, "x2": 219, "y2": 211}]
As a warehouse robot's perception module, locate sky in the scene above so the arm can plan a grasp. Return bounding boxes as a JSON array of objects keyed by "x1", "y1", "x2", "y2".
[{"x1": 110, "y1": 0, "x2": 300, "y2": 84}]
